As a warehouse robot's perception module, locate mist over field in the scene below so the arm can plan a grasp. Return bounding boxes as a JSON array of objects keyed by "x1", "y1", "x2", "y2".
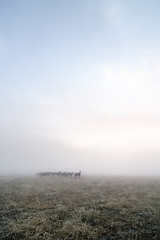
[{"x1": 1, "y1": 0, "x2": 160, "y2": 176}]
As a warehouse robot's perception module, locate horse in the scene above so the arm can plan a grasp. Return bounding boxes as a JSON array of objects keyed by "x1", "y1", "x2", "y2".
[
  {"x1": 60, "y1": 172, "x2": 67, "y2": 177},
  {"x1": 54, "y1": 171, "x2": 61, "y2": 177},
  {"x1": 66, "y1": 172, "x2": 74, "y2": 177},
  {"x1": 74, "y1": 171, "x2": 81, "y2": 178}
]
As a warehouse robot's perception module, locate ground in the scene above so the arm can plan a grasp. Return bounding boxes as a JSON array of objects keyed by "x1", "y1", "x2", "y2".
[{"x1": 0, "y1": 175, "x2": 160, "y2": 240}]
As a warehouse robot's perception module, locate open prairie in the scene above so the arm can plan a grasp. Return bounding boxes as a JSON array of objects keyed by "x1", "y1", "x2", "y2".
[{"x1": 0, "y1": 175, "x2": 160, "y2": 240}]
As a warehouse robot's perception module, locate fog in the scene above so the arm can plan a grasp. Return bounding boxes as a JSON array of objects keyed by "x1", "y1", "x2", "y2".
[
  {"x1": 1, "y1": 113, "x2": 160, "y2": 176},
  {"x1": 1, "y1": 1, "x2": 160, "y2": 176}
]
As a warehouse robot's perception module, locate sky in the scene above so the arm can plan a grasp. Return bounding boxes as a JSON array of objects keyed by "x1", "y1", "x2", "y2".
[{"x1": 1, "y1": 0, "x2": 160, "y2": 176}]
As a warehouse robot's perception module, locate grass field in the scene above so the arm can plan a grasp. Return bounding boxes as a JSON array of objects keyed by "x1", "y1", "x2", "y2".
[{"x1": 0, "y1": 175, "x2": 160, "y2": 240}]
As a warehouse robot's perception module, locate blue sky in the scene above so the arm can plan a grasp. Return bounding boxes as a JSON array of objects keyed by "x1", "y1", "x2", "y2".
[{"x1": 1, "y1": 0, "x2": 160, "y2": 175}]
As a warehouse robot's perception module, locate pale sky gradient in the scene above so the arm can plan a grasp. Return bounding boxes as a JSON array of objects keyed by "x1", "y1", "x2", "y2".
[{"x1": 1, "y1": 0, "x2": 160, "y2": 175}]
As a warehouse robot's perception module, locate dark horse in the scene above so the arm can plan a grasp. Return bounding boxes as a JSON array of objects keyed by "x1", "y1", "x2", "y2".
[{"x1": 74, "y1": 171, "x2": 81, "y2": 178}]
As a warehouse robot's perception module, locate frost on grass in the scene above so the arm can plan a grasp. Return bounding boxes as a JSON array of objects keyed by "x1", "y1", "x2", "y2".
[{"x1": 0, "y1": 176, "x2": 160, "y2": 240}]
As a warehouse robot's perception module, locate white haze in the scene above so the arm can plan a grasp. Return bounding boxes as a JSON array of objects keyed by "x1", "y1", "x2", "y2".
[{"x1": 1, "y1": 0, "x2": 160, "y2": 176}]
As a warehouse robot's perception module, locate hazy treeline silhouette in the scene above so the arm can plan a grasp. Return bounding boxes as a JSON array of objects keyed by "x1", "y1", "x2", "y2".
[{"x1": 37, "y1": 171, "x2": 81, "y2": 178}]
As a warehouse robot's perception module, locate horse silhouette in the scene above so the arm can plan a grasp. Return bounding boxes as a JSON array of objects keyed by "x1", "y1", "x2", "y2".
[{"x1": 74, "y1": 171, "x2": 81, "y2": 178}]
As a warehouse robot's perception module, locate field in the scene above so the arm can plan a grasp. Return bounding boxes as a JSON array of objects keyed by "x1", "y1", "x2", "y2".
[{"x1": 0, "y1": 175, "x2": 160, "y2": 240}]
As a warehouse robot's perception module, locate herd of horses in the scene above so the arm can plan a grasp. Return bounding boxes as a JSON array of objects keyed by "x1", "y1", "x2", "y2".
[{"x1": 37, "y1": 171, "x2": 81, "y2": 178}]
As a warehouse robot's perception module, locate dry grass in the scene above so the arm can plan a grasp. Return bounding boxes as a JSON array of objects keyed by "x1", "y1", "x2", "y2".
[{"x1": 0, "y1": 175, "x2": 160, "y2": 239}]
